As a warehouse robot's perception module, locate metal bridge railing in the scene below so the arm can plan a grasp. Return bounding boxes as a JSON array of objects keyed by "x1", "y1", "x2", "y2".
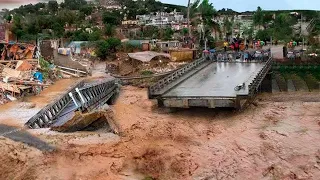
[
  {"x1": 149, "y1": 57, "x2": 207, "y2": 96},
  {"x1": 247, "y1": 57, "x2": 273, "y2": 97},
  {"x1": 25, "y1": 81, "x2": 84, "y2": 129},
  {"x1": 71, "y1": 78, "x2": 119, "y2": 112}
]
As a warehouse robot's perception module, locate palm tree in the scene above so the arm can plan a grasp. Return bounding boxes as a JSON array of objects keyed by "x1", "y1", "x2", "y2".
[
  {"x1": 187, "y1": 0, "x2": 201, "y2": 37},
  {"x1": 187, "y1": 0, "x2": 191, "y2": 37}
]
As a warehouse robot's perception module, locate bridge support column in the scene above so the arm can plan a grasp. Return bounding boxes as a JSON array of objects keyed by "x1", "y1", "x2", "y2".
[{"x1": 261, "y1": 72, "x2": 272, "y2": 93}]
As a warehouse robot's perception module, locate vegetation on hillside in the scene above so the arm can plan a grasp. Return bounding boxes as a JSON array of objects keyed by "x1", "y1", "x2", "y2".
[{"x1": 3, "y1": 0, "x2": 320, "y2": 53}]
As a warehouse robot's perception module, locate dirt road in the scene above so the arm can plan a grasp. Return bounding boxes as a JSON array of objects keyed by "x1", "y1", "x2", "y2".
[{"x1": 1, "y1": 86, "x2": 320, "y2": 180}]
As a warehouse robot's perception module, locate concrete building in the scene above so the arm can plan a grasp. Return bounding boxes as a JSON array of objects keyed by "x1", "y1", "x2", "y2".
[
  {"x1": 212, "y1": 13, "x2": 255, "y2": 40},
  {"x1": 233, "y1": 14, "x2": 254, "y2": 37},
  {"x1": 99, "y1": 0, "x2": 121, "y2": 9},
  {"x1": 136, "y1": 11, "x2": 185, "y2": 28},
  {"x1": 122, "y1": 20, "x2": 139, "y2": 26},
  {"x1": 156, "y1": 41, "x2": 182, "y2": 52}
]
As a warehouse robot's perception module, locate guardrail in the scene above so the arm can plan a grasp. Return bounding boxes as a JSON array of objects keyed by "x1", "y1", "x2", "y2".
[
  {"x1": 247, "y1": 57, "x2": 273, "y2": 97},
  {"x1": 215, "y1": 49, "x2": 271, "y2": 61},
  {"x1": 148, "y1": 57, "x2": 207, "y2": 96},
  {"x1": 25, "y1": 80, "x2": 84, "y2": 129},
  {"x1": 57, "y1": 65, "x2": 88, "y2": 77}
]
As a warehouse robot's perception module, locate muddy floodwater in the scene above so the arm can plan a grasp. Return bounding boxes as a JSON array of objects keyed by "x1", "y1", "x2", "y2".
[{"x1": 0, "y1": 86, "x2": 320, "y2": 180}]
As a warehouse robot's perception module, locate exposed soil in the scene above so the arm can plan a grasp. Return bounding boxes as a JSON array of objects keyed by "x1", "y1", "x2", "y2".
[{"x1": 0, "y1": 86, "x2": 320, "y2": 179}]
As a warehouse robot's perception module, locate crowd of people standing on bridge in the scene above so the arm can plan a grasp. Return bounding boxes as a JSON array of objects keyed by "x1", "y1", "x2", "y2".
[
  {"x1": 213, "y1": 37, "x2": 271, "y2": 62},
  {"x1": 223, "y1": 38, "x2": 267, "y2": 52}
]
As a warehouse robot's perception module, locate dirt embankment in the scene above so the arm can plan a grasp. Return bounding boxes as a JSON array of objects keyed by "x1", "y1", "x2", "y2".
[{"x1": 1, "y1": 87, "x2": 320, "y2": 179}]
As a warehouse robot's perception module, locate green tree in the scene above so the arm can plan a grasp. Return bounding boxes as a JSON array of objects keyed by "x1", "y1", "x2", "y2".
[
  {"x1": 89, "y1": 29, "x2": 102, "y2": 41},
  {"x1": 255, "y1": 29, "x2": 271, "y2": 41},
  {"x1": 48, "y1": 1, "x2": 59, "y2": 13},
  {"x1": 102, "y1": 11, "x2": 121, "y2": 25},
  {"x1": 142, "y1": 26, "x2": 159, "y2": 39},
  {"x1": 198, "y1": 0, "x2": 220, "y2": 40},
  {"x1": 242, "y1": 26, "x2": 254, "y2": 40},
  {"x1": 51, "y1": 22, "x2": 65, "y2": 38},
  {"x1": 163, "y1": 28, "x2": 174, "y2": 40},
  {"x1": 223, "y1": 17, "x2": 233, "y2": 38},
  {"x1": 64, "y1": 0, "x2": 87, "y2": 10},
  {"x1": 11, "y1": 15, "x2": 25, "y2": 41},
  {"x1": 106, "y1": 37, "x2": 121, "y2": 52},
  {"x1": 253, "y1": 6, "x2": 264, "y2": 30},
  {"x1": 57, "y1": 10, "x2": 77, "y2": 26},
  {"x1": 80, "y1": 5, "x2": 93, "y2": 16},
  {"x1": 271, "y1": 13, "x2": 295, "y2": 41},
  {"x1": 199, "y1": 0, "x2": 217, "y2": 26},
  {"x1": 181, "y1": 28, "x2": 189, "y2": 36},
  {"x1": 95, "y1": 40, "x2": 110, "y2": 60},
  {"x1": 105, "y1": 24, "x2": 116, "y2": 37}
]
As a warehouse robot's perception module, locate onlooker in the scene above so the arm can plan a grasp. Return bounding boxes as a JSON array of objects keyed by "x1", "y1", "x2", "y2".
[
  {"x1": 244, "y1": 51, "x2": 249, "y2": 61},
  {"x1": 235, "y1": 42, "x2": 239, "y2": 52},
  {"x1": 223, "y1": 41, "x2": 228, "y2": 52},
  {"x1": 246, "y1": 40, "x2": 249, "y2": 50},
  {"x1": 293, "y1": 40, "x2": 297, "y2": 47}
]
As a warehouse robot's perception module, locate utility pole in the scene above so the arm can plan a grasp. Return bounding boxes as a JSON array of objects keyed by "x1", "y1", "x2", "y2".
[
  {"x1": 160, "y1": 11, "x2": 163, "y2": 39},
  {"x1": 300, "y1": 13, "x2": 303, "y2": 36},
  {"x1": 204, "y1": 37, "x2": 208, "y2": 50},
  {"x1": 187, "y1": 0, "x2": 191, "y2": 38}
]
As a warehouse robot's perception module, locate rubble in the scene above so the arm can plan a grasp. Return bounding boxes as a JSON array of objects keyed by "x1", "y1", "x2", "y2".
[
  {"x1": 0, "y1": 59, "x2": 48, "y2": 105},
  {"x1": 0, "y1": 43, "x2": 36, "y2": 61},
  {"x1": 51, "y1": 104, "x2": 119, "y2": 133},
  {"x1": 19, "y1": 102, "x2": 36, "y2": 109}
]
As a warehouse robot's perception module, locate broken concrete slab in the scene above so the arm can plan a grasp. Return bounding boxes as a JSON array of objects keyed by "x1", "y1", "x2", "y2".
[{"x1": 51, "y1": 105, "x2": 119, "y2": 133}]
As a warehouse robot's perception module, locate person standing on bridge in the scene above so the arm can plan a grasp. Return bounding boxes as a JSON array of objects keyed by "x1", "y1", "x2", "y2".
[
  {"x1": 223, "y1": 40, "x2": 228, "y2": 52},
  {"x1": 257, "y1": 39, "x2": 261, "y2": 49},
  {"x1": 293, "y1": 40, "x2": 297, "y2": 47},
  {"x1": 246, "y1": 39, "x2": 249, "y2": 50},
  {"x1": 235, "y1": 41, "x2": 239, "y2": 52}
]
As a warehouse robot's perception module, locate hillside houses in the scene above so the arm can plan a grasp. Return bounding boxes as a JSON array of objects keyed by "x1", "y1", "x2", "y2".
[
  {"x1": 99, "y1": 0, "x2": 121, "y2": 10},
  {"x1": 136, "y1": 11, "x2": 186, "y2": 27}
]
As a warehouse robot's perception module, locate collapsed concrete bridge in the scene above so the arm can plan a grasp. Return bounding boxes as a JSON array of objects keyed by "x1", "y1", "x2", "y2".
[
  {"x1": 25, "y1": 78, "x2": 120, "y2": 129},
  {"x1": 148, "y1": 51, "x2": 273, "y2": 109}
]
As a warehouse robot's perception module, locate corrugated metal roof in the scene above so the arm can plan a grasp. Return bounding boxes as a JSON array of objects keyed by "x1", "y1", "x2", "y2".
[{"x1": 128, "y1": 51, "x2": 171, "y2": 62}]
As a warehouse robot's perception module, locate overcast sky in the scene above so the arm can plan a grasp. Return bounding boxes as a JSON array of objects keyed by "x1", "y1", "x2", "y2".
[{"x1": 1, "y1": 0, "x2": 320, "y2": 12}]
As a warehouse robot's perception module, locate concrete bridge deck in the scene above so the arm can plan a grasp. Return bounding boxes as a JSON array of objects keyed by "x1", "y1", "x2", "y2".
[
  {"x1": 149, "y1": 53, "x2": 273, "y2": 109},
  {"x1": 163, "y1": 62, "x2": 266, "y2": 98}
]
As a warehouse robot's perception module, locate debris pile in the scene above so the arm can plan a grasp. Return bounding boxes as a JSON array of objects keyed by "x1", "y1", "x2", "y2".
[
  {"x1": 0, "y1": 58, "x2": 51, "y2": 105},
  {"x1": 1, "y1": 43, "x2": 36, "y2": 60}
]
